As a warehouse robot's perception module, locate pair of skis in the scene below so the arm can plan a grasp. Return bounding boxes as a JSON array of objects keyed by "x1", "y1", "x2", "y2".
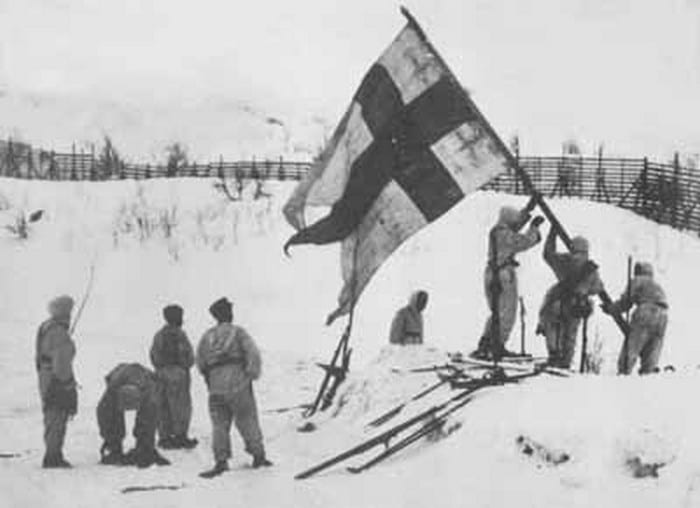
[{"x1": 294, "y1": 370, "x2": 541, "y2": 480}]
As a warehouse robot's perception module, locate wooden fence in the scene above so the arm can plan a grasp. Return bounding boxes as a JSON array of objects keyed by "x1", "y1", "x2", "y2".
[{"x1": 1, "y1": 142, "x2": 699, "y2": 236}]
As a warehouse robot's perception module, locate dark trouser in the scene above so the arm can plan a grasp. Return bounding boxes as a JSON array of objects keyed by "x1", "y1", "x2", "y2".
[
  {"x1": 97, "y1": 391, "x2": 157, "y2": 453},
  {"x1": 43, "y1": 408, "x2": 69, "y2": 459},
  {"x1": 156, "y1": 366, "x2": 192, "y2": 439},
  {"x1": 543, "y1": 317, "x2": 581, "y2": 369},
  {"x1": 208, "y1": 384, "x2": 264, "y2": 462}
]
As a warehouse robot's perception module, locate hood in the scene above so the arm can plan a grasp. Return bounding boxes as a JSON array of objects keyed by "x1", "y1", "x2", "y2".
[
  {"x1": 408, "y1": 290, "x2": 428, "y2": 312},
  {"x1": 48, "y1": 295, "x2": 74, "y2": 321},
  {"x1": 497, "y1": 206, "x2": 521, "y2": 228},
  {"x1": 634, "y1": 261, "x2": 654, "y2": 277}
]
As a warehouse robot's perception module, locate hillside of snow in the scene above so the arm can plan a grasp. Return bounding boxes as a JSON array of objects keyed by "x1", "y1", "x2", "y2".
[{"x1": 0, "y1": 177, "x2": 699, "y2": 507}]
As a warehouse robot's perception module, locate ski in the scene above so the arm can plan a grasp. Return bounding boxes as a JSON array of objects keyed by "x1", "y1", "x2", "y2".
[
  {"x1": 121, "y1": 484, "x2": 185, "y2": 494},
  {"x1": 295, "y1": 371, "x2": 541, "y2": 480},
  {"x1": 366, "y1": 375, "x2": 455, "y2": 428},
  {"x1": 348, "y1": 371, "x2": 543, "y2": 474}
]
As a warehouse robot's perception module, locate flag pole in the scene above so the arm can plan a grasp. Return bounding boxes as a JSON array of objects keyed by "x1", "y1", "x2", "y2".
[
  {"x1": 400, "y1": 6, "x2": 629, "y2": 338},
  {"x1": 305, "y1": 235, "x2": 359, "y2": 416}
]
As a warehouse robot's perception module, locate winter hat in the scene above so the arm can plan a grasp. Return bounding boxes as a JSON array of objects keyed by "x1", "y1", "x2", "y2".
[
  {"x1": 163, "y1": 304, "x2": 184, "y2": 326},
  {"x1": 209, "y1": 297, "x2": 233, "y2": 323},
  {"x1": 571, "y1": 236, "x2": 589, "y2": 254},
  {"x1": 634, "y1": 262, "x2": 654, "y2": 277},
  {"x1": 116, "y1": 384, "x2": 141, "y2": 411},
  {"x1": 48, "y1": 295, "x2": 74, "y2": 319},
  {"x1": 498, "y1": 206, "x2": 521, "y2": 227}
]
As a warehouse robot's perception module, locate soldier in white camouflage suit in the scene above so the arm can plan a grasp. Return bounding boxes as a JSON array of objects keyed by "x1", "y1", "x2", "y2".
[
  {"x1": 35, "y1": 295, "x2": 78, "y2": 468},
  {"x1": 197, "y1": 297, "x2": 272, "y2": 478},
  {"x1": 607, "y1": 262, "x2": 668, "y2": 375},
  {"x1": 537, "y1": 227, "x2": 604, "y2": 369},
  {"x1": 471, "y1": 202, "x2": 543, "y2": 360}
]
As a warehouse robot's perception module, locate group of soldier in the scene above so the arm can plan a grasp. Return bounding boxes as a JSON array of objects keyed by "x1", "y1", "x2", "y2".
[
  {"x1": 473, "y1": 196, "x2": 669, "y2": 373},
  {"x1": 388, "y1": 195, "x2": 669, "y2": 376},
  {"x1": 35, "y1": 295, "x2": 271, "y2": 478}
]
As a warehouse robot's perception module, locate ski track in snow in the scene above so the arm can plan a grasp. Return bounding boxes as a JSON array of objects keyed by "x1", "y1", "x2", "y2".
[{"x1": 0, "y1": 178, "x2": 699, "y2": 507}]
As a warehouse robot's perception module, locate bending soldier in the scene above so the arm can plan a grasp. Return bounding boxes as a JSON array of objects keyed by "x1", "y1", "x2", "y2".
[
  {"x1": 97, "y1": 362, "x2": 170, "y2": 468},
  {"x1": 389, "y1": 290, "x2": 428, "y2": 345},
  {"x1": 150, "y1": 304, "x2": 197, "y2": 449},
  {"x1": 537, "y1": 227, "x2": 604, "y2": 369},
  {"x1": 35, "y1": 295, "x2": 78, "y2": 468},
  {"x1": 607, "y1": 262, "x2": 668, "y2": 375},
  {"x1": 471, "y1": 202, "x2": 543, "y2": 360},
  {"x1": 197, "y1": 297, "x2": 272, "y2": 478}
]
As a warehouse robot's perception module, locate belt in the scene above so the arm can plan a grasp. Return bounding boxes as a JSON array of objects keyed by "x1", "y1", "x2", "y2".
[
  {"x1": 640, "y1": 301, "x2": 668, "y2": 309},
  {"x1": 488, "y1": 259, "x2": 519, "y2": 271}
]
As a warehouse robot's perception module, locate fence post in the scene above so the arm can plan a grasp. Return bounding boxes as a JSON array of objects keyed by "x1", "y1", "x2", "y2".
[
  {"x1": 119, "y1": 160, "x2": 126, "y2": 180},
  {"x1": 90, "y1": 144, "x2": 97, "y2": 180},
  {"x1": 640, "y1": 157, "x2": 649, "y2": 214},
  {"x1": 218, "y1": 156, "x2": 224, "y2": 180},
  {"x1": 71, "y1": 143, "x2": 77, "y2": 180},
  {"x1": 278, "y1": 156, "x2": 285, "y2": 181},
  {"x1": 513, "y1": 136, "x2": 520, "y2": 194},
  {"x1": 673, "y1": 152, "x2": 680, "y2": 228}
]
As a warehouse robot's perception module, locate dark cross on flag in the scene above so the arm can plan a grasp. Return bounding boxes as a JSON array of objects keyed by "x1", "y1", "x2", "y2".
[{"x1": 283, "y1": 11, "x2": 514, "y2": 324}]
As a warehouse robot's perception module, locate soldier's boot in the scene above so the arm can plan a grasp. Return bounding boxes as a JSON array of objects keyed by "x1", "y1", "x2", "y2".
[
  {"x1": 199, "y1": 460, "x2": 229, "y2": 478},
  {"x1": 173, "y1": 434, "x2": 198, "y2": 449},
  {"x1": 252, "y1": 454, "x2": 273, "y2": 468},
  {"x1": 42, "y1": 453, "x2": 72, "y2": 469},
  {"x1": 100, "y1": 442, "x2": 126, "y2": 465},
  {"x1": 134, "y1": 448, "x2": 171, "y2": 468},
  {"x1": 157, "y1": 436, "x2": 178, "y2": 449}
]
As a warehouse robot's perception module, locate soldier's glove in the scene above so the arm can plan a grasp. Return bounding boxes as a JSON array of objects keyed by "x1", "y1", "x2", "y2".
[{"x1": 530, "y1": 216, "x2": 545, "y2": 228}]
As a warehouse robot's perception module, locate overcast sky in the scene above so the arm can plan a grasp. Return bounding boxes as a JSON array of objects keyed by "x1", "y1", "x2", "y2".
[{"x1": 0, "y1": 0, "x2": 699, "y2": 159}]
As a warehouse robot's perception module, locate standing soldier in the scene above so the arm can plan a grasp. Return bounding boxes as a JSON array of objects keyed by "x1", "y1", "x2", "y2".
[
  {"x1": 97, "y1": 362, "x2": 170, "y2": 468},
  {"x1": 607, "y1": 262, "x2": 668, "y2": 375},
  {"x1": 537, "y1": 227, "x2": 604, "y2": 369},
  {"x1": 150, "y1": 304, "x2": 197, "y2": 449},
  {"x1": 35, "y1": 295, "x2": 78, "y2": 468},
  {"x1": 389, "y1": 290, "x2": 428, "y2": 345},
  {"x1": 197, "y1": 297, "x2": 272, "y2": 478},
  {"x1": 471, "y1": 202, "x2": 543, "y2": 360}
]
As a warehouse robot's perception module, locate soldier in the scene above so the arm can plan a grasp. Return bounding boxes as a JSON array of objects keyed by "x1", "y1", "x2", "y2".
[
  {"x1": 389, "y1": 290, "x2": 428, "y2": 345},
  {"x1": 150, "y1": 304, "x2": 197, "y2": 449},
  {"x1": 607, "y1": 262, "x2": 668, "y2": 375},
  {"x1": 537, "y1": 227, "x2": 604, "y2": 369},
  {"x1": 97, "y1": 362, "x2": 170, "y2": 468},
  {"x1": 197, "y1": 297, "x2": 271, "y2": 478},
  {"x1": 471, "y1": 202, "x2": 543, "y2": 360},
  {"x1": 35, "y1": 295, "x2": 78, "y2": 468}
]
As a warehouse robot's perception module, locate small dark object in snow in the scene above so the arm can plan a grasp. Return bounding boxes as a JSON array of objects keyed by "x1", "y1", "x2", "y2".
[
  {"x1": 625, "y1": 456, "x2": 665, "y2": 478},
  {"x1": 516, "y1": 435, "x2": 570, "y2": 465},
  {"x1": 298, "y1": 422, "x2": 316, "y2": 433},
  {"x1": 663, "y1": 365, "x2": 676, "y2": 373},
  {"x1": 0, "y1": 453, "x2": 21, "y2": 459},
  {"x1": 28, "y1": 210, "x2": 44, "y2": 222},
  {"x1": 121, "y1": 484, "x2": 184, "y2": 494}
]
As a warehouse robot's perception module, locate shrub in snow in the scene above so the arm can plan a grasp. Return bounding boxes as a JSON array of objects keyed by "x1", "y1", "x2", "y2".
[{"x1": 5, "y1": 209, "x2": 43, "y2": 240}]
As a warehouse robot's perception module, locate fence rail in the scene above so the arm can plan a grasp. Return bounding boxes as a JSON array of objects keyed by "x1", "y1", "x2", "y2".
[{"x1": 0, "y1": 143, "x2": 699, "y2": 236}]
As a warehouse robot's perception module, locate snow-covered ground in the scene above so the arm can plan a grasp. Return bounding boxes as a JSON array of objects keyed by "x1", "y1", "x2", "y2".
[{"x1": 0, "y1": 177, "x2": 699, "y2": 507}]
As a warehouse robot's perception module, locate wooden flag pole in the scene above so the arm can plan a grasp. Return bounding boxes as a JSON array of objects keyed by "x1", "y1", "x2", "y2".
[
  {"x1": 305, "y1": 236, "x2": 359, "y2": 417},
  {"x1": 400, "y1": 6, "x2": 629, "y2": 338}
]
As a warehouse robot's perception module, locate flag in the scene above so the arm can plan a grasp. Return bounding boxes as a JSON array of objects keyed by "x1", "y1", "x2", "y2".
[{"x1": 283, "y1": 9, "x2": 514, "y2": 324}]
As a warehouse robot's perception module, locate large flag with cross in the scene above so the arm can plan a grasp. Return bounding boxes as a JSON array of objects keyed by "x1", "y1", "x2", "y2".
[{"x1": 283, "y1": 9, "x2": 515, "y2": 325}]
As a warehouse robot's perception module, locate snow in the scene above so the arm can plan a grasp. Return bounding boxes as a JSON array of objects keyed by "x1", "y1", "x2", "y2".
[{"x1": 0, "y1": 177, "x2": 700, "y2": 507}]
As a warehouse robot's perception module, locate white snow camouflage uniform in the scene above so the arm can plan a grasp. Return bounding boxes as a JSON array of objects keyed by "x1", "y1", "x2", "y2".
[{"x1": 612, "y1": 262, "x2": 668, "y2": 374}]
